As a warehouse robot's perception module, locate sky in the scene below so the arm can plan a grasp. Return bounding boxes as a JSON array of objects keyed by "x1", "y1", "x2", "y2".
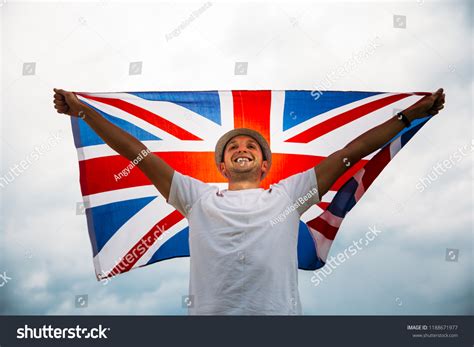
[{"x1": 0, "y1": 0, "x2": 472, "y2": 315}]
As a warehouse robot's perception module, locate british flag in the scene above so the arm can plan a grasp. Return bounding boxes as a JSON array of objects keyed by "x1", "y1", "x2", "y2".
[{"x1": 71, "y1": 90, "x2": 432, "y2": 280}]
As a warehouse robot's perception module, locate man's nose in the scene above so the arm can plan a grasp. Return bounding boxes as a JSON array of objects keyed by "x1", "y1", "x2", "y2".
[
  {"x1": 238, "y1": 147, "x2": 248, "y2": 152},
  {"x1": 236, "y1": 146, "x2": 248, "y2": 153}
]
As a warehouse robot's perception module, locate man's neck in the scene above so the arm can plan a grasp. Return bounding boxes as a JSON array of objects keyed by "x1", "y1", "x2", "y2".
[{"x1": 228, "y1": 180, "x2": 261, "y2": 191}]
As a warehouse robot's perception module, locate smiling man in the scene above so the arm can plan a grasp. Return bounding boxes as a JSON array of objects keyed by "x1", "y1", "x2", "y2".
[
  {"x1": 168, "y1": 127, "x2": 320, "y2": 314},
  {"x1": 53, "y1": 87, "x2": 445, "y2": 315}
]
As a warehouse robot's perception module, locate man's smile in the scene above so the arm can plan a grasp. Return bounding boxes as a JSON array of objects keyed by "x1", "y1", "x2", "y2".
[{"x1": 233, "y1": 155, "x2": 254, "y2": 164}]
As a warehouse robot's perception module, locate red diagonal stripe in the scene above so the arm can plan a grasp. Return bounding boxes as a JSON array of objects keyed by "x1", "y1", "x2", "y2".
[
  {"x1": 361, "y1": 144, "x2": 391, "y2": 189},
  {"x1": 106, "y1": 209, "x2": 184, "y2": 278},
  {"x1": 317, "y1": 202, "x2": 330, "y2": 210},
  {"x1": 285, "y1": 93, "x2": 411, "y2": 143},
  {"x1": 307, "y1": 216, "x2": 339, "y2": 241},
  {"x1": 75, "y1": 93, "x2": 202, "y2": 141}
]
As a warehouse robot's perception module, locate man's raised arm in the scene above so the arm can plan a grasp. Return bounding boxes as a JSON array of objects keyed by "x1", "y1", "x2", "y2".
[
  {"x1": 314, "y1": 88, "x2": 446, "y2": 199},
  {"x1": 53, "y1": 88, "x2": 174, "y2": 201}
]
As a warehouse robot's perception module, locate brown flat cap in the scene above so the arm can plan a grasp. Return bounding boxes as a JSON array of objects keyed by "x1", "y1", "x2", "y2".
[{"x1": 214, "y1": 128, "x2": 272, "y2": 180}]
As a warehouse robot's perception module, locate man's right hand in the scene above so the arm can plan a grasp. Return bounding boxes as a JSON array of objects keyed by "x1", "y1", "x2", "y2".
[
  {"x1": 53, "y1": 87, "x2": 175, "y2": 201},
  {"x1": 53, "y1": 88, "x2": 89, "y2": 118}
]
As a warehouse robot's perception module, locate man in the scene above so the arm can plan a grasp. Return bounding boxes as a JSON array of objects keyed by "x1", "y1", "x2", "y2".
[{"x1": 53, "y1": 88, "x2": 445, "y2": 314}]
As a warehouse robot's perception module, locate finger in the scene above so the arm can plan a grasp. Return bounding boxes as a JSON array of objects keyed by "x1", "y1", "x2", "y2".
[
  {"x1": 429, "y1": 89, "x2": 442, "y2": 102},
  {"x1": 433, "y1": 88, "x2": 443, "y2": 95},
  {"x1": 54, "y1": 99, "x2": 66, "y2": 106},
  {"x1": 57, "y1": 108, "x2": 69, "y2": 114},
  {"x1": 55, "y1": 105, "x2": 69, "y2": 112},
  {"x1": 54, "y1": 88, "x2": 74, "y2": 102},
  {"x1": 429, "y1": 105, "x2": 444, "y2": 114},
  {"x1": 53, "y1": 88, "x2": 67, "y2": 95},
  {"x1": 54, "y1": 93, "x2": 65, "y2": 100},
  {"x1": 434, "y1": 94, "x2": 445, "y2": 107}
]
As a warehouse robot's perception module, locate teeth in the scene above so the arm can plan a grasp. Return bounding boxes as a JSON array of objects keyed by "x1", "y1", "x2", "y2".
[{"x1": 236, "y1": 157, "x2": 250, "y2": 166}]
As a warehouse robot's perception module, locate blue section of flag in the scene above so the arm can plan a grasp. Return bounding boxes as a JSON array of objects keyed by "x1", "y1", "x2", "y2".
[
  {"x1": 297, "y1": 221, "x2": 325, "y2": 270},
  {"x1": 129, "y1": 91, "x2": 222, "y2": 125},
  {"x1": 73, "y1": 102, "x2": 161, "y2": 147},
  {"x1": 327, "y1": 178, "x2": 358, "y2": 218},
  {"x1": 283, "y1": 91, "x2": 381, "y2": 131},
  {"x1": 87, "y1": 196, "x2": 157, "y2": 256},
  {"x1": 146, "y1": 228, "x2": 190, "y2": 264},
  {"x1": 71, "y1": 116, "x2": 82, "y2": 149},
  {"x1": 400, "y1": 116, "x2": 431, "y2": 146}
]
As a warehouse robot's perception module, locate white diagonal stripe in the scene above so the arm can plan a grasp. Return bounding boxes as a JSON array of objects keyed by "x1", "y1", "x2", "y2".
[
  {"x1": 93, "y1": 194, "x2": 174, "y2": 278},
  {"x1": 132, "y1": 218, "x2": 189, "y2": 269},
  {"x1": 389, "y1": 136, "x2": 402, "y2": 159}
]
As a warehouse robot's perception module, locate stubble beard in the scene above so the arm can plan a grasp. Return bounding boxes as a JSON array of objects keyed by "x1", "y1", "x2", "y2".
[{"x1": 227, "y1": 162, "x2": 261, "y2": 183}]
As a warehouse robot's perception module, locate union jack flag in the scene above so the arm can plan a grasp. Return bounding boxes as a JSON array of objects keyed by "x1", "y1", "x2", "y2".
[{"x1": 71, "y1": 90, "x2": 432, "y2": 280}]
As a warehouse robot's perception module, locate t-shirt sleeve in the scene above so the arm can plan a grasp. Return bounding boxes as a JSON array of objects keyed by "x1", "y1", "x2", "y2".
[
  {"x1": 274, "y1": 167, "x2": 320, "y2": 216},
  {"x1": 167, "y1": 170, "x2": 213, "y2": 216}
]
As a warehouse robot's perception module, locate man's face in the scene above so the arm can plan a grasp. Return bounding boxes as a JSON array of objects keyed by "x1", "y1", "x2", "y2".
[{"x1": 219, "y1": 135, "x2": 268, "y2": 181}]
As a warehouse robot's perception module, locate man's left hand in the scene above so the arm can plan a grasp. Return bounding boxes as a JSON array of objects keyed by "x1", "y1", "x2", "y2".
[{"x1": 404, "y1": 88, "x2": 446, "y2": 120}]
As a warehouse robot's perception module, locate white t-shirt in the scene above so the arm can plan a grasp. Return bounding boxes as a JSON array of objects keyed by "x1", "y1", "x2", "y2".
[{"x1": 167, "y1": 168, "x2": 320, "y2": 315}]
